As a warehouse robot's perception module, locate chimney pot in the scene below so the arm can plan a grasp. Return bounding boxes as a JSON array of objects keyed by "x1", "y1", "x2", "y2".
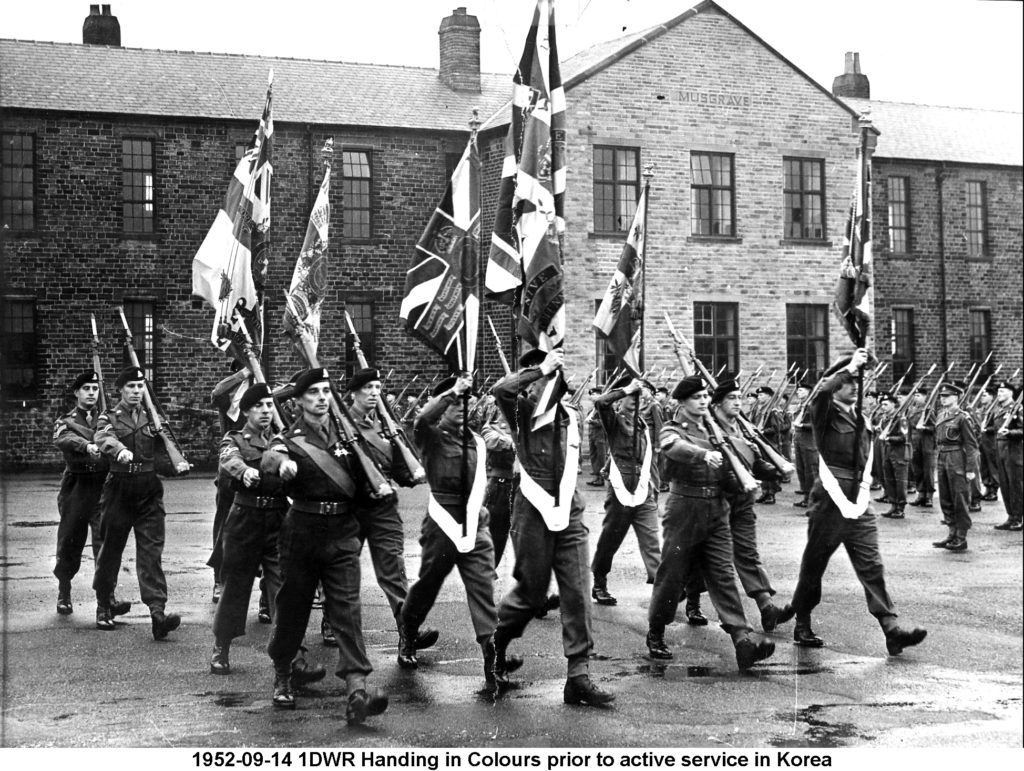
[
  {"x1": 89, "y1": 4, "x2": 100, "y2": 14},
  {"x1": 439, "y1": 7, "x2": 481, "y2": 93},
  {"x1": 102, "y1": 4, "x2": 111, "y2": 15},
  {"x1": 833, "y1": 51, "x2": 869, "y2": 99},
  {"x1": 83, "y1": 4, "x2": 121, "y2": 46}
]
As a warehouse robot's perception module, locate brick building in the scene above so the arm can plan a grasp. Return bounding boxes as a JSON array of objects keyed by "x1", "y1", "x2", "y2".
[{"x1": 2, "y1": 2, "x2": 1021, "y2": 468}]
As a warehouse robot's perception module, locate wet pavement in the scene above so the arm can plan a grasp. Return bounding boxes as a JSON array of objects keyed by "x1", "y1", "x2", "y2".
[{"x1": 1, "y1": 471, "x2": 1020, "y2": 747}]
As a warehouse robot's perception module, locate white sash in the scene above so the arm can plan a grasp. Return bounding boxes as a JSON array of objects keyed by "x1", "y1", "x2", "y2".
[
  {"x1": 427, "y1": 434, "x2": 487, "y2": 553},
  {"x1": 518, "y1": 409, "x2": 580, "y2": 532},
  {"x1": 606, "y1": 428, "x2": 652, "y2": 508},
  {"x1": 817, "y1": 443, "x2": 874, "y2": 520}
]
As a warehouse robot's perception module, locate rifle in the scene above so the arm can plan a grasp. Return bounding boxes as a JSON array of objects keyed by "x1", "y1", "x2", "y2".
[
  {"x1": 863, "y1": 361, "x2": 889, "y2": 393},
  {"x1": 738, "y1": 364, "x2": 764, "y2": 396},
  {"x1": 237, "y1": 318, "x2": 285, "y2": 432},
  {"x1": 486, "y1": 314, "x2": 512, "y2": 376},
  {"x1": 344, "y1": 311, "x2": 425, "y2": 487},
  {"x1": 979, "y1": 367, "x2": 1018, "y2": 431},
  {"x1": 116, "y1": 306, "x2": 190, "y2": 475},
  {"x1": 663, "y1": 312, "x2": 765, "y2": 489},
  {"x1": 392, "y1": 375, "x2": 419, "y2": 412},
  {"x1": 916, "y1": 361, "x2": 956, "y2": 430},
  {"x1": 884, "y1": 363, "x2": 911, "y2": 398},
  {"x1": 996, "y1": 393, "x2": 1024, "y2": 433},
  {"x1": 878, "y1": 363, "x2": 937, "y2": 440},
  {"x1": 89, "y1": 314, "x2": 108, "y2": 413},
  {"x1": 959, "y1": 352, "x2": 993, "y2": 408},
  {"x1": 778, "y1": 368, "x2": 806, "y2": 415},
  {"x1": 568, "y1": 368, "x2": 597, "y2": 408},
  {"x1": 968, "y1": 364, "x2": 1003, "y2": 411},
  {"x1": 282, "y1": 296, "x2": 393, "y2": 499},
  {"x1": 401, "y1": 380, "x2": 434, "y2": 423}
]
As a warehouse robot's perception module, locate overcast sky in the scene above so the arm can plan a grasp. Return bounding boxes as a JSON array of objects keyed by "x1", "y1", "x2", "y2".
[{"x1": 5, "y1": 0, "x2": 1022, "y2": 112}]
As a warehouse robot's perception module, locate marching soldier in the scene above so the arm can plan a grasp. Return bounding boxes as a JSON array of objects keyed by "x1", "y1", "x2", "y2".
[
  {"x1": 931, "y1": 381, "x2": 980, "y2": 552},
  {"x1": 260, "y1": 368, "x2": 387, "y2": 723},
  {"x1": 52, "y1": 371, "x2": 128, "y2": 618},
  {"x1": 750, "y1": 386, "x2": 785, "y2": 504},
  {"x1": 908, "y1": 391, "x2": 936, "y2": 508},
  {"x1": 590, "y1": 376, "x2": 661, "y2": 606},
  {"x1": 878, "y1": 394, "x2": 911, "y2": 519},
  {"x1": 645, "y1": 375, "x2": 776, "y2": 670},
  {"x1": 789, "y1": 350, "x2": 927, "y2": 655},
  {"x1": 346, "y1": 367, "x2": 439, "y2": 660},
  {"x1": 480, "y1": 394, "x2": 518, "y2": 568},
  {"x1": 490, "y1": 348, "x2": 615, "y2": 706},
  {"x1": 992, "y1": 381, "x2": 1022, "y2": 531},
  {"x1": 208, "y1": 383, "x2": 325, "y2": 688},
  {"x1": 790, "y1": 382, "x2": 819, "y2": 509},
  {"x1": 399, "y1": 375, "x2": 524, "y2": 687},
  {"x1": 92, "y1": 366, "x2": 188, "y2": 639},
  {"x1": 585, "y1": 389, "x2": 608, "y2": 487}
]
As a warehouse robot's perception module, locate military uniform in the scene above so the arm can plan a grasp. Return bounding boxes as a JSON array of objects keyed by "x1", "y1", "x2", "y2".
[
  {"x1": 586, "y1": 405, "x2": 608, "y2": 485},
  {"x1": 261, "y1": 373, "x2": 382, "y2": 720},
  {"x1": 908, "y1": 403, "x2": 936, "y2": 506},
  {"x1": 879, "y1": 403, "x2": 911, "y2": 517},
  {"x1": 52, "y1": 402, "x2": 110, "y2": 603},
  {"x1": 480, "y1": 400, "x2": 518, "y2": 568},
  {"x1": 791, "y1": 400, "x2": 819, "y2": 507},
  {"x1": 750, "y1": 393, "x2": 787, "y2": 503},
  {"x1": 790, "y1": 359, "x2": 925, "y2": 654},
  {"x1": 975, "y1": 398, "x2": 1001, "y2": 501},
  {"x1": 933, "y1": 394, "x2": 980, "y2": 550},
  {"x1": 590, "y1": 383, "x2": 661, "y2": 603},
  {"x1": 208, "y1": 367, "x2": 250, "y2": 597},
  {"x1": 992, "y1": 394, "x2": 1023, "y2": 529},
  {"x1": 400, "y1": 383, "x2": 499, "y2": 681},
  {"x1": 92, "y1": 376, "x2": 180, "y2": 638}
]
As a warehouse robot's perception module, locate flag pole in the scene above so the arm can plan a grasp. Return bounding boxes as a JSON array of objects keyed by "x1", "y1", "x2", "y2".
[
  {"x1": 853, "y1": 116, "x2": 873, "y2": 477},
  {"x1": 462, "y1": 109, "x2": 483, "y2": 539},
  {"x1": 635, "y1": 165, "x2": 654, "y2": 465}
]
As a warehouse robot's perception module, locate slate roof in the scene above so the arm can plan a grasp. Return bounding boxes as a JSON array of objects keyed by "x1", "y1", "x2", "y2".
[
  {"x1": 0, "y1": 39, "x2": 510, "y2": 132},
  {"x1": 842, "y1": 97, "x2": 1022, "y2": 167}
]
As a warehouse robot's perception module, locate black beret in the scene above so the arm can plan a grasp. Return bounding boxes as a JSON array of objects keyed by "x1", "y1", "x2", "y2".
[
  {"x1": 347, "y1": 367, "x2": 381, "y2": 391},
  {"x1": 994, "y1": 380, "x2": 1015, "y2": 392},
  {"x1": 755, "y1": 385, "x2": 774, "y2": 397},
  {"x1": 865, "y1": 390, "x2": 880, "y2": 399},
  {"x1": 711, "y1": 379, "x2": 741, "y2": 403},
  {"x1": 938, "y1": 379, "x2": 965, "y2": 397},
  {"x1": 71, "y1": 370, "x2": 100, "y2": 392},
  {"x1": 879, "y1": 393, "x2": 898, "y2": 405},
  {"x1": 672, "y1": 375, "x2": 707, "y2": 401},
  {"x1": 239, "y1": 383, "x2": 273, "y2": 412},
  {"x1": 293, "y1": 367, "x2": 331, "y2": 395},
  {"x1": 519, "y1": 348, "x2": 546, "y2": 368},
  {"x1": 432, "y1": 376, "x2": 458, "y2": 397},
  {"x1": 115, "y1": 366, "x2": 146, "y2": 388}
]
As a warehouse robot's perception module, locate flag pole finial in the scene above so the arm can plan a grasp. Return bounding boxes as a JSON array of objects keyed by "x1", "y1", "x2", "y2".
[
  {"x1": 643, "y1": 163, "x2": 655, "y2": 181},
  {"x1": 469, "y1": 109, "x2": 481, "y2": 134}
]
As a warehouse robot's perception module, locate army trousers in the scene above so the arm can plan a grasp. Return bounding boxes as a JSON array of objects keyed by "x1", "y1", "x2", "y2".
[
  {"x1": 591, "y1": 487, "x2": 661, "y2": 584},
  {"x1": 53, "y1": 470, "x2": 106, "y2": 584}
]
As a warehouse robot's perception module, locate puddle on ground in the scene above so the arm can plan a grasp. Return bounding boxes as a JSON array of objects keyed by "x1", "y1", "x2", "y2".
[
  {"x1": 770, "y1": 704, "x2": 875, "y2": 748},
  {"x1": 8, "y1": 520, "x2": 59, "y2": 528},
  {"x1": 214, "y1": 692, "x2": 255, "y2": 708}
]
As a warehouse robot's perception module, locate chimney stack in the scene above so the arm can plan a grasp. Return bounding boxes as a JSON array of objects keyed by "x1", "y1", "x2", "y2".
[
  {"x1": 438, "y1": 7, "x2": 481, "y2": 92},
  {"x1": 832, "y1": 52, "x2": 869, "y2": 99},
  {"x1": 83, "y1": 5, "x2": 121, "y2": 47}
]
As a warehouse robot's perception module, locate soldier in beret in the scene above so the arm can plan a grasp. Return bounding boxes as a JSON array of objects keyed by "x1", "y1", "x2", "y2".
[
  {"x1": 92, "y1": 366, "x2": 188, "y2": 639},
  {"x1": 749, "y1": 386, "x2": 786, "y2": 505},
  {"x1": 992, "y1": 382, "x2": 1023, "y2": 531},
  {"x1": 345, "y1": 366, "x2": 439, "y2": 662},
  {"x1": 52, "y1": 371, "x2": 128, "y2": 617},
  {"x1": 589, "y1": 375, "x2": 661, "y2": 606},
  {"x1": 490, "y1": 348, "x2": 614, "y2": 706},
  {"x1": 261, "y1": 368, "x2": 387, "y2": 723},
  {"x1": 208, "y1": 383, "x2": 325, "y2": 689},
  {"x1": 789, "y1": 350, "x2": 927, "y2": 655},
  {"x1": 646, "y1": 375, "x2": 776, "y2": 670},
  {"x1": 931, "y1": 380, "x2": 980, "y2": 552},
  {"x1": 398, "y1": 375, "x2": 525, "y2": 687}
]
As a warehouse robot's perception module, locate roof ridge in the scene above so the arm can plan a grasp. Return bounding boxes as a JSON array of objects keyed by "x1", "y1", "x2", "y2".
[{"x1": 846, "y1": 96, "x2": 1021, "y2": 116}]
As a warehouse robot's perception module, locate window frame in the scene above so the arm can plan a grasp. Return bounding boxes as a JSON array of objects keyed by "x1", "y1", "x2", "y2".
[
  {"x1": 1, "y1": 296, "x2": 40, "y2": 402},
  {"x1": 592, "y1": 145, "x2": 641, "y2": 235},
  {"x1": 692, "y1": 301, "x2": 739, "y2": 376},
  {"x1": 1, "y1": 132, "x2": 37, "y2": 233},
  {"x1": 690, "y1": 151, "x2": 736, "y2": 238},
  {"x1": 341, "y1": 148, "x2": 373, "y2": 242},
  {"x1": 887, "y1": 176, "x2": 911, "y2": 254},
  {"x1": 121, "y1": 137, "x2": 157, "y2": 236},
  {"x1": 786, "y1": 303, "x2": 830, "y2": 381},
  {"x1": 783, "y1": 157, "x2": 826, "y2": 241},
  {"x1": 965, "y1": 180, "x2": 988, "y2": 259},
  {"x1": 890, "y1": 306, "x2": 915, "y2": 383},
  {"x1": 968, "y1": 308, "x2": 993, "y2": 378},
  {"x1": 121, "y1": 299, "x2": 157, "y2": 386}
]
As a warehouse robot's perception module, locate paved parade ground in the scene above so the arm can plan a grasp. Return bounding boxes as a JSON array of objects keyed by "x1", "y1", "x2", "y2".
[{"x1": 1, "y1": 471, "x2": 1021, "y2": 749}]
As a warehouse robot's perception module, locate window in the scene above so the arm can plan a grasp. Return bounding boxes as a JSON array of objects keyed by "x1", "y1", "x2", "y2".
[
  {"x1": 341, "y1": 150, "x2": 372, "y2": 240},
  {"x1": 966, "y1": 181, "x2": 988, "y2": 257},
  {"x1": 690, "y1": 152, "x2": 735, "y2": 236},
  {"x1": 1, "y1": 298, "x2": 39, "y2": 401},
  {"x1": 783, "y1": 158, "x2": 825, "y2": 240},
  {"x1": 593, "y1": 146, "x2": 639, "y2": 233},
  {"x1": 1, "y1": 133, "x2": 35, "y2": 231},
  {"x1": 693, "y1": 302, "x2": 739, "y2": 376},
  {"x1": 594, "y1": 300, "x2": 621, "y2": 386},
  {"x1": 786, "y1": 304, "x2": 829, "y2": 380},
  {"x1": 890, "y1": 307, "x2": 915, "y2": 383},
  {"x1": 968, "y1": 309, "x2": 992, "y2": 377},
  {"x1": 122, "y1": 300, "x2": 155, "y2": 384},
  {"x1": 887, "y1": 176, "x2": 910, "y2": 253},
  {"x1": 122, "y1": 138, "x2": 155, "y2": 234},
  {"x1": 344, "y1": 301, "x2": 375, "y2": 378}
]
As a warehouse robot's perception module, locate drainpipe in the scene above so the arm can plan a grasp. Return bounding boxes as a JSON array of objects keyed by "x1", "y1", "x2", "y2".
[{"x1": 935, "y1": 163, "x2": 948, "y2": 369}]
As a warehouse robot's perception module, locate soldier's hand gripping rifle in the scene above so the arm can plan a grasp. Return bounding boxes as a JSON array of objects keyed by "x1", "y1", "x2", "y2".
[
  {"x1": 980, "y1": 367, "x2": 1019, "y2": 431},
  {"x1": 663, "y1": 312, "x2": 761, "y2": 492},
  {"x1": 283, "y1": 297, "x2": 394, "y2": 499},
  {"x1": 878, "y1": 363, "x2": 937, "y2": 441},
  {"x1": 116, "y1": 306, "x2": 191, "y2": 476},
  {"x1": 90, "y1": 314, "x2": 108, "y2": 413},
  {"x1": 486, "y1": 314, "x2": 512, "y2": 376},
  {"x1": 664, "y1": 313, "x2": 795, "y2": 478},
  {"x1": 916, "y1": 361, "x2": 957, "y2": 430},
  {"x1": 344, "y1": 311, "x2": 425, "y2": 487}
]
